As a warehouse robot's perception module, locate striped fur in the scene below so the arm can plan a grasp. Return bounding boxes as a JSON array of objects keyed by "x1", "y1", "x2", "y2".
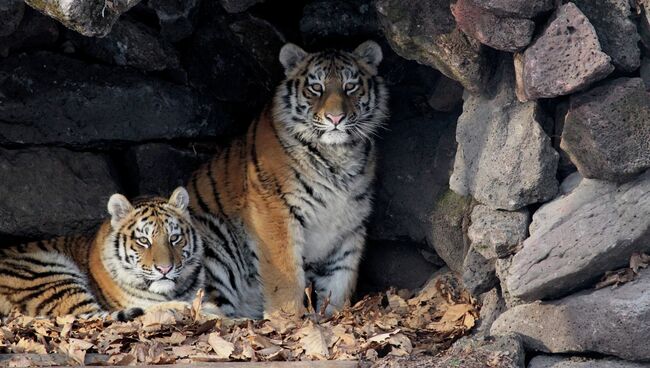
[
  {"x1": 189, "y1": 41, "x2": 389, "y2": 319},
  {"x1": 0, "y1": 187, "x2": 205, "y2": 320}
]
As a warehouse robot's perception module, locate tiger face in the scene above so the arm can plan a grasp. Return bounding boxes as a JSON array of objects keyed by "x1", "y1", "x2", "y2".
[
  {"x1": 105, "y1": 187, "x2": 202, "y2": 295},
  {"x1": 274, "y1": 40, "x2": 389, "y2": 145}
]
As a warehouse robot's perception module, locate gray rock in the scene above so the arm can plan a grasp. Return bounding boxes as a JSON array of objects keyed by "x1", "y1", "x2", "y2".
[
  {"x1": 451, "y1": 0, "x2": 534, "y2": 52},
  {"x1": 0, "y1": 52, "x2": 228, "y2": 147},
  {"x1": 492, "y1": 269, "x2": 650, "y2": 361},
  {"x1": 0, "y1": 0, "x2": 24, "y2": 37},
  {"x1": 0, "y1": 10, "x2": 59, "y2": 58},
  {"x1": 219, "y1": 0, "x2": 263, "y2": 13},
  {"x1": 428, "y1": 190, "x2": 475, "y2": 274},
  {"x1": 462, "y1": 245, "x2": 497, "y2": 296},
  {"x1": 561, "y1": 78, "x2": 650, "y2": 183},
  {"x1": 468, "y1": 205, "x2": 528, "y2": 259},
  {"x1": 473, "y1": 288, "x2": 507, "y2": 337},
  {"x1": 186, "y1": 10, "x2": 284, "y2": 117},
  {"x1": 494, "y1": 256, "x2": 522, "y2": 308},
  {"x1": 528, "y1": 355, "x2": 650, "y2": 368},
  {"x1": 449, "y1": 59, "x2": 559, "y2": 211},
  {"x1": 126, "y1": 143, "x2": 209, "y2": 197},
  {"x1": 641, "y1": 58, "x2": 650, "y2": 91},
  {"x1": 515, "y1": 3, "x2": 613, "y2": 101},
  {"x1": 24, "y1": 0, "x2": 140, "y2": 37},
  {"x1": 451, "y1": 335, "x2": 525, "y2": 368},
  {"x1": 149, "y1": 0, "x2": 199, "y2": 42},
  {"x1": 506, "y1": 171, "x2": 650, "y2": 301},
  {"x1": 639, "y1": 0, "x2": 650, "y2": 52},
  {"x1": 572, "y1": 0, "x2": 640, "y2": 72},
  {"x1": 376, "y1": 0, "x2": 493, "y2": 92},
  {"x1": 300, "y1": 0, "x2": 378, "y2": 44},
  {"x1": 552, "y1": 100, "x2": 578, "y2": 180},
  {"x1": 0, "y1": 147, "x2": 120, "y2": 238},
  {"x1": 472, "y1": 0, "x2": 554, "y2": 18},
  {"x1": 70, "y1": 18, "x2": 180, "y2": 71}
]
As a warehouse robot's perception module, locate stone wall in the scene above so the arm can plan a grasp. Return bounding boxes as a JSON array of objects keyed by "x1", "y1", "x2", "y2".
[{"x1": 2, "y1": 0, "x2": 650, "y2": 366}]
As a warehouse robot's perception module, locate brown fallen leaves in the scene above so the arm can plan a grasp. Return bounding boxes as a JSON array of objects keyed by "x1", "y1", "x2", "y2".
[
  {"x1": 596, "y1": 252, "x2": 650, "y2": 289},
  {"x1": 0, "y1": 272, "x2": 478, "y2": 366}
]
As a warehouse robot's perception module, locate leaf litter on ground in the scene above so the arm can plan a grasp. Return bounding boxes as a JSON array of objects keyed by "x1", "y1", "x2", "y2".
[{"x1": 0, "y1": 271, "x2": 479, "y2": 366}]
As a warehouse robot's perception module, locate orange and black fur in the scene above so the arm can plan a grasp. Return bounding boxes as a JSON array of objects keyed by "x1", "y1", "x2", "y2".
[
  {"x1": 189, "y1": 41, "x2": 389, "y2": 318},
  {"x1": 0, "y1": 187, "x2": 205, "y2": 320}
]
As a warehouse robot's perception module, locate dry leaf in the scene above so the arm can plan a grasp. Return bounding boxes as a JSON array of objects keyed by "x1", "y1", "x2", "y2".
[
  {"x1": 59, "y1": 338, "x2": 94, "y2": 365},
  {"x1": 14, "y1": 338, "x2": 47, "y2": 354},
  {"x1": 207, "y1": 333, "x2": 234, "y2": 359},
  {"x1": 192, "y1": 288, "x2": 205, "y2": 321},
  {"x1": 630, "y1": 252, "x2": 650, "y2": 274},
  {"x1": 298, "y1": 322, "x2": 332, "y2": 359}
]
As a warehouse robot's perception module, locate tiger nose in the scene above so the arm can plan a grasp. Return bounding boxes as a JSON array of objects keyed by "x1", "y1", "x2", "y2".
[
  {"x1": 155, "y1": 264, "x2": 172, "y2": 275},
  {"x1": 325, "y1": 113, "x2": 345, "y2": 126}
]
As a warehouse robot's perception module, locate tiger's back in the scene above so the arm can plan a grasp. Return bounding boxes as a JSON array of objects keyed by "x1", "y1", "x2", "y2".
[{"x1": 0, "y1": 236, "x2": 101, "y2": 318}]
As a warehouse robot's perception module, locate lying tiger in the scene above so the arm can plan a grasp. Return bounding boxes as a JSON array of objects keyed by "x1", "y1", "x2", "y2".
[
  {"x1": 189, "y1": 40, "x2": 389, "y2": 318},
  {"x1": 0, "y1": 187, "x2": 205, "y2": 320}
]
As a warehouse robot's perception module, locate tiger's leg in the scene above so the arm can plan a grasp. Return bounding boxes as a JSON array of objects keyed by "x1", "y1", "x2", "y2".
[
  {"x1": 249, "y1": 211, "x2": 306, "y2": 319},
  {"x1": 310, "y1": 230, "x2": 365, "y2": 316}
]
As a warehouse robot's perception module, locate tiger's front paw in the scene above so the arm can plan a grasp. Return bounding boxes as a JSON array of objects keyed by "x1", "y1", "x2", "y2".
[{"x1": 115, "y1": 307, "x2": 145, "y2": 321}]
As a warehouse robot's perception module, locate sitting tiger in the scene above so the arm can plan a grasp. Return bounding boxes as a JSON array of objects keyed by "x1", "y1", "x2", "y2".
[
  {"x1": 189, "y1": 40, "x2": 389, "y2": 319},
  {"x1": 0, "y1": 187, "x2": 205, "y2": 320}
]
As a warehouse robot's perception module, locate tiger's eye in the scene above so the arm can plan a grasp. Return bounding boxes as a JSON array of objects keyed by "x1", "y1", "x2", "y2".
[
  {"x1": 344, "y1": 82, "x2": 358, "y2": 92},
  {"x1": 170, "y1": 234, "x2": 181, "y2": 244},
  {"x1": 310, "y1": 83, "x2": 323, "y2": 92},
  {"x1": 136, "y1": 237, "x2": 150, "y2": 246}
]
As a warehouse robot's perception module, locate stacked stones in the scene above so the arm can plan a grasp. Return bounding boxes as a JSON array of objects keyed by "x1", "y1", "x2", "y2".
[{"x1": 377, "y1": 0, "x2": 650, "y2": 366}]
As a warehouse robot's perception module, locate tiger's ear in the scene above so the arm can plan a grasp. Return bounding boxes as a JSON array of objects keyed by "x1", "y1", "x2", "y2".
[
  {"x1": 168, "y1": 187, "x2": 189, "y2": 212},
  {"x1": 279, "y1": 43, "x2": 308, "y2": 75},
  {"x1": 108, "y1": 194, "x2": 133, "y2": 228},
  {"x1": 354, "y1": 40, "x2": 383, "y2": 71}
]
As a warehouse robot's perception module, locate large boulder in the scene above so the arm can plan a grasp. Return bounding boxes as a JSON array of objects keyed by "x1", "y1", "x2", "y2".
[
  {"x1": 24, "y1": 0, "x2": 140, "y2": 37},
  {"x1": 572, "y1": 0, "x2": 640, "y2": 72},
  {"x1": 69, "y1": 18, "x2": 180, "y2": 71},
  {"x1": 641, "y1": 58, "x2": 650, "y2": 91},
  {"x1": 472, "y1": 0, "x2": 554, "y2": 18},
  {"x1": 429, "y1": 190, "x2": 475, "y2": 274},
  {"x1": 492, "y1": 269, "x2": 650, "y2": 361},
  {"x1": 299, "y1": 0, "x2": 378, "y2": 45},
  {"x1": 219, "y1": 0, "x2": 263, "y2": 13},
  {"x1": 468, "y1": 205, "x2": 528, "y2": 260},
  {"x1": 0, "y1": 52, "x2": 228, "y2": 147},
  {"x1": 529, "y1": 355, "x2": 650, "y2": 368},
  {"x1": 505, "y1": 171, "x2": 650, "y2": 301},
  {"x1": 561, "y1": 78, "x2": 650, "y2": 183},
  {"x1": 148, "y1": 0, "x2": 199, "y2": 42},
  {"x1": 0, "y1": 148, "x2": 120, "y2": 238},
  {"x1": 450, "y1": 335, "x2": 525, "y2": 368},
  {"x1": 449, "y1": 59, "x2": 559, "y2": 211},
  {"x1": 186, "y1": 7, "x2": 285, "y2": 121},
  {"x1": 376, "y1": 0, "x2": 493, "y2": 92},
  {"x1": 125, "y1": 143, "x2": 210, "y2": 197},
  {"x1": 0, "y1": 0, "x2": 24, "y2": 37},
  {"x1": 461, "y1": 245, "x2": 497, "y2": 296},
  {"x1": 515, "y1": 2, "x2": 613, "y2": 101},
  {"x1": 0, "y1": 9, "x2": 59, "y2": 58},
  {"x1": 451, "y1": 0, "x2": 534, "y2": 52}
]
